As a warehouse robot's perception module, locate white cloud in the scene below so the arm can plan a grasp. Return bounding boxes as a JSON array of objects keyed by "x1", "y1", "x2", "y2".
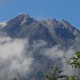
[
  {"x1": 42, "y1": 45, "x2": 64, "y2": 59},
  {"x1": 0, "y1": 38, "x2": 26, "y2": 59},
  {"x1": 0, "y1": 36, "x2": 77, "y2": 79},
  {"x1": 0, "y1": 22, "x2": 7, "y2": 28},
  {"x1": 42, "y1": 45, "x2": 76, "y2": 75},
  {"x1": 0, "y1": 37, "x2": 34, "y2": 79}
]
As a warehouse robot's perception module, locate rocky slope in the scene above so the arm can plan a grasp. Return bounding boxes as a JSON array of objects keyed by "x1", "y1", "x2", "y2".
[
  {"x1": 0, "y1": 14, "x2": 80, "y2": 48},
  {"x1": 0, "y1": 13, "x2": 80, "y2": 80}
]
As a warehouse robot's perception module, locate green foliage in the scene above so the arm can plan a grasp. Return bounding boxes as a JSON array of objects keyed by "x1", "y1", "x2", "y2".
[
  {"x1": 63, "y1": 51, "x2": 80, "y2": 80},
  {"x1": 46, "y1": 51, "x2": 80, "y2": 80},
  {"x1": 46, "y1": 66, "x2": 58, "y2": 80},
  {"x1": 46, "y1": 66, "x2": 66, "y2": 80},
  {"x1": 69, "y1": 51, "x2": 80, "y2": 68},
  {"x1": 65, "y1": 75, "x2": 76, "y2": 80},
  {"x1": 13, "y1": 78, "x2": 17, "y2": 80}
]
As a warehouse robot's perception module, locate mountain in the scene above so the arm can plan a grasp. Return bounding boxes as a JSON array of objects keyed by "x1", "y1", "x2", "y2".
[
  {"x1": 1, "y1": 13, "x2": 80, "y2": 49},
  {"x1": 0, "y1": 13, "x2": 80, "y2": 80}
]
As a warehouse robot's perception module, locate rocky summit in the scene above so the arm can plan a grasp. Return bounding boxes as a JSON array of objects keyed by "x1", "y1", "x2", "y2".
[{"x1": 1, "y1": 13, "x2": 80, "y2": 49}]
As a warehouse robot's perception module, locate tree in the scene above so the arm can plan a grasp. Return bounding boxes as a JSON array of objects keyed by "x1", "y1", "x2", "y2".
[
  {"x1": 13, "y1": 78, "x2": 17, "y2": 80},
  {"x1": 69, "y1": 51, "x2": 80, "y2": 68},
  {"x1": 46, "y1": 51, "x2": 80, "y2": 80},
  {"x1": 46, "y1": 66, "x2": 66, "y2": 80},
  {"x1": 68, "y1": 51, "x2": 80, "y2": 80},
  {"x1": 65, "y1": 75, "x2": 76, "y2": 80}
]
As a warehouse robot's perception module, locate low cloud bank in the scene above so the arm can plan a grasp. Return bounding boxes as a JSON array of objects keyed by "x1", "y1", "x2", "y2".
[
  {"x1": 0, "y1": 36, "x2": 78, "y2": 79},
  {"x1": 0, "y1": 37, "x2": 33, "y2": 80},
  {"x1": 42, "y1": 45, "x2": 76, "y2": 75}
]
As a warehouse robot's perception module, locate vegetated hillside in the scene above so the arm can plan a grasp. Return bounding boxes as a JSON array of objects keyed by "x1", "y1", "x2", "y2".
[{"x1": 0, "y1": 13, "x2": 80, "y2": 80}]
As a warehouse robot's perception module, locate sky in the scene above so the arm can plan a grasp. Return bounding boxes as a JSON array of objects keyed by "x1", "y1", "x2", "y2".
[{"x1": 0, "y1": 0, "x2": 80, "y2": 29}]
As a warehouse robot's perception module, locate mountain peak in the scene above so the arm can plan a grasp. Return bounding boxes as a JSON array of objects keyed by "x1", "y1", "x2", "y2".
[
  {"x1": 16, "y1": 13, "x2": 29, "y2": 19},
  {"x1": 40, "y1": 18, "x2": 58, "y2": 27},
  {"x1": 7, "y1": 13, "x2": 30, "y2": 26},
  {"x1": 14, "y1": 13, "x2": 30, "y2": 22}
]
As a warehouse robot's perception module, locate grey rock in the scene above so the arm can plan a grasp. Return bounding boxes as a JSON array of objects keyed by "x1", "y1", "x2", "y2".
[{"x1": 0, "y1": 13, "x2": 80, "y2": 80}]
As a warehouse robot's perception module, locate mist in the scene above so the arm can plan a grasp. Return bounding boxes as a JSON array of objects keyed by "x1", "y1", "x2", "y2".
[
  {"x1": 0, "y1": 37, "x2": 34, "y2": 80},
  {"x1": 0, "y1": 36, "x2": 77, "y2": 80},
  {"x1": 41, "y1": 45, "x2": 76, "y2": 76}
]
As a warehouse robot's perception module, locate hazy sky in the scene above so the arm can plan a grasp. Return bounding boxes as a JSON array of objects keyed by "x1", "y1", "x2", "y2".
[{"x1": 0, "y1": 0, "x2": 80, "y2": 29}]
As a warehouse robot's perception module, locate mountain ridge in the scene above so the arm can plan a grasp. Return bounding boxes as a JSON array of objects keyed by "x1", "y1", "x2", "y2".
[{"x1": 0, "y1": 13, "x2": 80, "y2": 49}]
